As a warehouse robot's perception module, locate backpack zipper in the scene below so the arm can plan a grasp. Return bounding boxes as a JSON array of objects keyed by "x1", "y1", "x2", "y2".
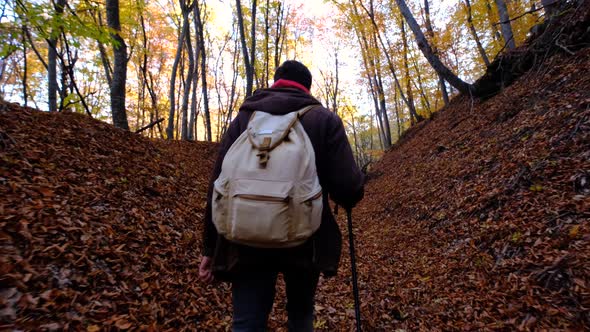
[{"x1": 237, "y1": 194, "x2": 289, "y2": 203}]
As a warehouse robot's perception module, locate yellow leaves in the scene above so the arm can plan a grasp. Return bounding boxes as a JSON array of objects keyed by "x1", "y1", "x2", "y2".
[
  {"x1": 529, "y1": 184, "x2": 543, "y2": 192},
  {"x1": 314, "y1": 318, "x2": 327, "y2": 329},
  {"x1": 433, "y1": 211, "x2": 447, "y2": 221},
  {"x1": 419, "y1": 275, "x2": 431, "y2": 282},
  {"x1": 568, "y1": 225, "x2": 579, "y2": 238},
  {"x1": 87, "y1": 325, "x2": 100, "y2": 332},
  {"x1": 510, "y1": 232, "x2": 522, "y2": 243}
]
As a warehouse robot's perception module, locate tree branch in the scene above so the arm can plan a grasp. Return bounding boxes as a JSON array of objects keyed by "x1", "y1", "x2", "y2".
[
  {"x1": 492, "y1": 5, "x2": 546, "y2": 26},
  {"x1": 135, "y1": 118, "x2": 164, "y2": 133}
]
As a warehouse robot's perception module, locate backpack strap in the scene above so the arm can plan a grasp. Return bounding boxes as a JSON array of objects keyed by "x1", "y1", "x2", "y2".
[{"x1": 297, "y1": 105, "x2": 317, "y2": 118}]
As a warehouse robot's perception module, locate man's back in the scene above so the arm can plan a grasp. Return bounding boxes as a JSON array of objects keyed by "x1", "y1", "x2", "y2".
[{"x1": 200, "y1": 60, "x2": 364, "y2": 331}]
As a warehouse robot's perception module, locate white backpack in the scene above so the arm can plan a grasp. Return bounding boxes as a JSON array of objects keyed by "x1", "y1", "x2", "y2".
[{"x1": 212, "y1": 105, "x2": 323, "y2": 248}]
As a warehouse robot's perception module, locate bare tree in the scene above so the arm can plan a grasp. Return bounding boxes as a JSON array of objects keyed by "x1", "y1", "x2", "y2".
[
  {"x1": 318, "y1": 52, "x2": 340, "y2": 115},
  {"x1": 273, "y1": 2, "x2": 288, "y2": 69}
]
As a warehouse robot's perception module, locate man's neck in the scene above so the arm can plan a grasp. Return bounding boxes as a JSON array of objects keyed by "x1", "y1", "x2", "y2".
[{"x1": 271, "y1": 79, "x2": 310, "y2": 94}]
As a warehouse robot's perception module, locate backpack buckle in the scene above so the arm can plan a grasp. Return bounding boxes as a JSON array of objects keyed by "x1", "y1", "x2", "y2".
[
  {"x1": 256, "y1": 137, "x2": 272, "y2": 167},
  {"x1": 257, "y1": 151, "x2": 269, "y2": 167}
]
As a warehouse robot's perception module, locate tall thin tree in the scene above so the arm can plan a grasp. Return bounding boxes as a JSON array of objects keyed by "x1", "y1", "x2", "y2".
[
  {"x1": 195, "y1": 0, "x2": 212, "y2": 141},
  {"x1": 395, "y1": 0, "x2": 474, "y2": 95},
  {"x1": 106, "y1": 0, "x2": 129, "y2": 129},
  {"x1": 166, "y1": 0, "x2": 192, "y2": 139},
  {"x1": 495, "y1": 0, "x2": 516, "y2": 49},
  {"x1": 236, "y1": 0, "x2": 254, "y2": 97},
  {"x1": 48, "y1": 0, "x2": 66, "y2": 112}
]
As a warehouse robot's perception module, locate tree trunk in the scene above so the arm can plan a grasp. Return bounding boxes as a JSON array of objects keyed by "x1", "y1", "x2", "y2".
[
  {"x1": 22, "y1": 25, "x2": 28, "y2": 107},
  {"x1": 394, "y1": 86, "x2": 402, "y2": 140},
  {"x1": 273, "y1": 2, "x2": 286, "y2": 68},
  {"x1": 106, "y1": 0, "x2": 129, "y2": 130},
  {"x1": 195, "y1": 0, "x2": 212, "y2": 141},
  {"x1": 236, "y1": 0, "x2": 254, "y2": 97},
  {"x1": 350, "y1": 113, "x2": 359, "y2": 166},
  {"x1": 400, "y1": 16, "x2": 418, "y2": 124},
  {"x1": 370, "y1": 82, "x2": 385, "y2": 150},
  {"x1": 357, "y1": 0, "x2": 423, "y2": 122},
  {"x1": 464, "y1": 0, "x2": 490, "y2": 66},
  {"x1": 351, "y1": 2, "x2": 385, "y2": 148},
  {"x1": 95, "y1": 10, "x2": 113, "y2": 88},
  {"x1": 424, "y1": 0, "x2": 449, "y2": 106},
  {"x1": 48, "y1": 0, "x2": 66, "y2": 112},
  {"x1": 396, "y1": 0, "x2": 473, "y2": 95},
  {"x1": 332, "y1": 54, "x2": 339, "y2": 115},
  {"x1": 263, "y1": 0, "x2": 270, "y2": 87},
  {"x1": 180, "y1": 23, "x2": 195, "y2": 141},
  {"x1": 47, "y1": 39, "x2": 57, "y2": 111},
  {"x1": 166, "y1": 2, "x2": 190, "y2": 140},
  {"x1": 410, "y1": 54, "x2": 432, "y2": 115},
  {"x1": 224, "y1": 35, "x2": 241, "y2": 135},
  {"x1": 485, "y1": 0, "x2": 503, "y2": 42},
  {"x1": 249, "y1": 0, "x2": 257, "y2": 93},
  {"x1": 495, "y1": 0, "x2": 516, "y2": 49},
  {"x1": 189, "y1": 2, "x2": 202, "y2": 141}
]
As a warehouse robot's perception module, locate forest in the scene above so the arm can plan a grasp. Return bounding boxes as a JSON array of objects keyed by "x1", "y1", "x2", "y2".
[
  {"x1": 1, "y1": 0, "x2": 589, "y2": 330},
  {"x1": 1, "y1": 0, "x2": 550, "y2": 164}
]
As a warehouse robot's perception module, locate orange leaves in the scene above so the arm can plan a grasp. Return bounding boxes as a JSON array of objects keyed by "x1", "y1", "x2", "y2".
[{"x1": 1, "y1": 103, "x2": 220, "y2": 330}]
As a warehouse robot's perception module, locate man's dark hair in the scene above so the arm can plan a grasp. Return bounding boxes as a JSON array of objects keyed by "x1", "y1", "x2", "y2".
[{"x1": 274, "y1": 60, "x2": 312, "y2": 90}]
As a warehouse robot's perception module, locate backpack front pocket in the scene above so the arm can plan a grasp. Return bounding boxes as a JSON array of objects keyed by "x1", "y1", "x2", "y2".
[{"x1": 228, "y1": 179, "x2": 294, "y2": 247}]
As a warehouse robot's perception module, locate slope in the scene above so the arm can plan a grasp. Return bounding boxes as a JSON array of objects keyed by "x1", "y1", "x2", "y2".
[
  {"x1": 0, "y1": 107, "x2": 229, "y2": 330},
  {"x1": 342, "y1": 31, "x2": 590, "y2": 331}
]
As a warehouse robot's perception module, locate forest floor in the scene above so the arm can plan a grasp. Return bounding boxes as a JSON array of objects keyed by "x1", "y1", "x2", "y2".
[{"x1": 2, "y1": 7, "x2": 590, "y2": 332}]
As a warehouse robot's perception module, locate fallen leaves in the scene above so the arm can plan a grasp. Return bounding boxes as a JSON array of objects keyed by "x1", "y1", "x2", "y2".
[{"x1": 1, "y1": 105, "x2": 222, "y2": 330}]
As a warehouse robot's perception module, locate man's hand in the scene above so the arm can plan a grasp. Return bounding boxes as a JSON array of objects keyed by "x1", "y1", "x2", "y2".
[{"x1": 199, "y1": 256, "x2": 214, "y2": 283}]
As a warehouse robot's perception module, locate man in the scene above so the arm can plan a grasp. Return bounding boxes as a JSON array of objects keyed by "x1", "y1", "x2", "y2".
[{"x1": 199, "y1": 60, "x2": 364, "y2": 331}]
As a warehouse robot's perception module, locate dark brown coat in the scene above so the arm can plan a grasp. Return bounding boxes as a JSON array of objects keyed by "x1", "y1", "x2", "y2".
[{"x1": 203, "y1": 87, "x2": 364, "y2": 279}]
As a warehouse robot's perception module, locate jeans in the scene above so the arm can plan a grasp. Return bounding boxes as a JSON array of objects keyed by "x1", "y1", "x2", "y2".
[{"x1": 232, "y1": 268, "x2": 320, "y2": 332}]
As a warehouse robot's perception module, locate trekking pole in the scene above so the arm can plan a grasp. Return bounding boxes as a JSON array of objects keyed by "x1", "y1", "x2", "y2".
[{"x1": 346, "y1": 208, "x2": 362, "y2": 332}]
